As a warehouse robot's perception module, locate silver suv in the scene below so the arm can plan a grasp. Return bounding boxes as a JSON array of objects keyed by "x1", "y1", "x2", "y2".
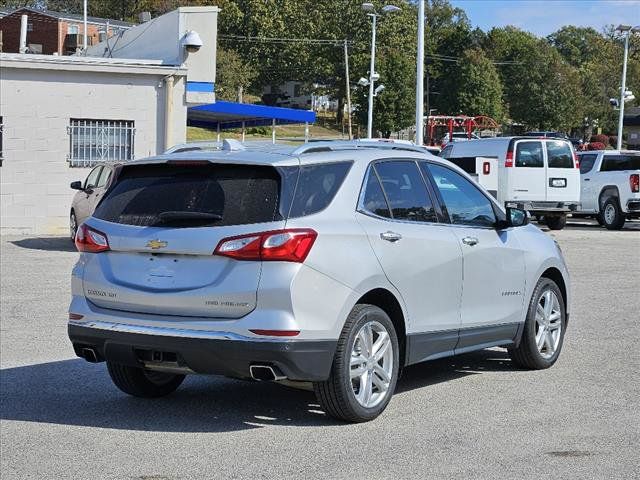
[{"x1": 68, "y1": 141, "x2": 571, "y2": 422}]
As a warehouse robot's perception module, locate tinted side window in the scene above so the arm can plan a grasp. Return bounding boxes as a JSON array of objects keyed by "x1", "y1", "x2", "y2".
[
  {"x1": 546, "y1": 141, "x2": 573, "y2": 168},
  {"x1": 95, "y1": 164, "x2": 281, "y2": 227},
  {"x1": 96, "y1": 167, "x2": 112, "y2": 187},
  {"x1": 579, "y1": 154, "x2": 597, "y2": 174},
  {"x1": 85, "y1": 166, "x2": 102, "y2": 188},
  {"x1": 600, "y1": 154, "x2": 640, "y2": 171},
  {"x1": 439, "y1": 145, "x2": 453, "y2": 159},
  {"x1": 515, "y1": 141, "x2": 543, "y2": 168},
  {"x1": 374, "y1": 161, "x2": 437, "y2": 222},
  {"x1": 361, "y1": 167, "x2": 391, "y2": 218},
  {"x1": 288, "y1": 162, "x2": 352, "y2": 218},
  {"x1": 428, "y1": 163, "x2": 496, "y2": 227}
]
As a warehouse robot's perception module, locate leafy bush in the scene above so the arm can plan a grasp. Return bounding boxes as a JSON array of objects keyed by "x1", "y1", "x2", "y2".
[
  {"x1": 590, "y1": 134, "x2": 608, "y2": 144},
  {"x1": 608, "y1": 135, "x2": 618, "y2": 148},
  {"x1": 587, "y1": 142, "x2": 606, "y2": 150}
]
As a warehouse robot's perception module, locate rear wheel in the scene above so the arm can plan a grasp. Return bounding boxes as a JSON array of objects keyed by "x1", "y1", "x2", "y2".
[
  {"x1": 313, "y1": 304, "x2": 399, "y2": 423},
  {"x1": 509, "y1": 277, "x2": 566, "y2": 370},
  {"x1": 545, "y1": 214, "x2": 567, "y2": 230},
  {"x1": 601, "y1": 197, "x2": 625, "y2": 230},
  {"x1": 107, "y1": 362, "x2": 185, "y2": 398}
]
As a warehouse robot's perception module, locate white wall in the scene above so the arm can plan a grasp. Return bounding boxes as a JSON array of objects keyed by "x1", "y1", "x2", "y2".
[{"x1": 0, "y1": 65, "x2": 186, "y2": 235}]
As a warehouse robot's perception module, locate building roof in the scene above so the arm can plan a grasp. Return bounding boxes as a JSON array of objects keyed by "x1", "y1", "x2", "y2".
[
  {"x1": 3, "y1": 7, "x2": 133, "y2": 28},
  {"x1": 188, "y1": 101, "x2": 317, "y2": 130}
]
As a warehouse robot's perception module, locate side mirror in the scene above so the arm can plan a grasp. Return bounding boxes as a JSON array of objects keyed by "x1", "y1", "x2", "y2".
[
  {"x1": 70, "y1": 181, "x2": 83, "y2": 190},
  {"x1": 496, "y1": 207, "x2": 529, "y2": 229}
]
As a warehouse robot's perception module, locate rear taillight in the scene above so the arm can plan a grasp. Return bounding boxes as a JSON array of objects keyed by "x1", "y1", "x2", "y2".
[
  {"x1": 483, "y1": 161, "x2": 491, "y2": 175},
  {"x1": 505, "y1": 150, "x2": 514, "y2": 167},
  {"x1": 631, "y1": 174, "x2": 640, "y2": 193},
  {"x1": 573, "y1": 151, "x2": 580, "y2": 168},
  {"x1": 75, "y1": 224, "x2": 110, "y2": 253},
  {"x1": 214, "y1": 229, "x2": 317, "y2": 263}
]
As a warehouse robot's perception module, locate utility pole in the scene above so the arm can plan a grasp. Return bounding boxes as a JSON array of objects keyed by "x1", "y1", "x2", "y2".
[
  {"x1": 367, "y1": 13, "x2": 377, "y2": 139},
  {"x1": 617, "y1": 26, "x2": 631, "y2": 151},
  {"x1": 344, "y1": 40, "x2": 353, "y2": 140},
  {"x1": 415, "y1": 0, "x2": 425, "y2": 145},
  {"x1": 83, "y1": 0, "x2": 88, "y2": 53}
]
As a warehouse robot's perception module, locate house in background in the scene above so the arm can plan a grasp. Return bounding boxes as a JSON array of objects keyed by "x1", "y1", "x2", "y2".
[
  {"x1": 263, "y1": 81, "x2": 338, "y2": 112},
  {"x1": 0, "y1": 7, "x2": 132, "y2": 55}
]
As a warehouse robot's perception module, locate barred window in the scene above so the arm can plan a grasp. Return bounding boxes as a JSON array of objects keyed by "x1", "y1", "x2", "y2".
[{"x1": 68, "y1": 119, "x2": 135, "y2": 168}]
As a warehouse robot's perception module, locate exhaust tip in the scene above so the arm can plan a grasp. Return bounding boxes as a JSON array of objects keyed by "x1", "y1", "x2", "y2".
[
  {"x1": 81, "y1": 347, "x2": 99, "y2": 363},
  {"x1": 249, "y1": 364, "x2": 286, "y2": 381}
]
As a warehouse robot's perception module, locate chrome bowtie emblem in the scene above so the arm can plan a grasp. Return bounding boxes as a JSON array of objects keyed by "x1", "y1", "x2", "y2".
[{"x1": 146, "y1": 239, "x2": 168, "y2": 250}]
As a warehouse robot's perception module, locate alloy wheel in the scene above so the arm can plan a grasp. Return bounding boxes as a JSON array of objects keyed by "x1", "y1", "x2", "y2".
[
  {"x1": 350, "y1": 320, "x2": 394, "y2": 408},
  {"x1": 535, "y1": 289, "x2": 562, "y2": 359},
  {"x1": 604, "y1": 203, "x2": 616, "y2": 225}
]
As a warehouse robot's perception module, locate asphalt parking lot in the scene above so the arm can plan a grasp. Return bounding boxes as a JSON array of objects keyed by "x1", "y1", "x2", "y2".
[{"x1": 1, "y1": 219, "x2": 639, "y2": 480}]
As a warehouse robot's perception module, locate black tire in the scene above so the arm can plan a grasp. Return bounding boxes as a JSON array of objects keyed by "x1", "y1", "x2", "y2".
[
  {"x1": 313, "y1": 304, "x2": 400, "y2": 423},
  {"x1": 70, "y1": 210, "x2": 78, "y2": 241},
  {"x1": 107, "y1": 362, "x2": 185, "y2": 398},
  {"x1": 509, "y1": 277, "x2": 566, "y2": 370},
  {"x1": 545, "y1": 214, "x2": 567, "y2": 230},
  {"x1": 595, "y1": 214, "x2": 605, "y2": 226},
  {"x1": 601, "y1": 197, "x2": 625, "y2": 230}
]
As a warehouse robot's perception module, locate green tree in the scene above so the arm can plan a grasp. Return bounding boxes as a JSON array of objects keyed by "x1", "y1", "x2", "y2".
[
  {"x1": 455, "y1": 48, "x2": 504, "y2": 121},
  {"x1": 215, "y1": 47, "x2": 256, "y2": 101}
]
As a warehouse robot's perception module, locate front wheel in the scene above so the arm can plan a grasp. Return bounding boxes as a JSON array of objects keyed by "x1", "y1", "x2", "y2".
[
  {"x1": 70, "y1": 211, "x2": 78, "y2": 241},
  {"x1": 313, "y1": 304, "x2": 399, "y2": 422},
  {"x1": 601, "y1": 197, "x2": 625, "y2": 230},
  {"x1": 107, "y1": 362, "x2": 185, "y2": 398},
  {"x1": 545, "y1": 214, "x2": 567, "y2": 230},
  {"x1": 509, "y1": 277, "x2": 566, "y2": 370}
]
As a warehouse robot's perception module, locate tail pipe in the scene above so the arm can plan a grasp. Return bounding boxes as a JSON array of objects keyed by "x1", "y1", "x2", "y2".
[{"x1": 249, "y1": 364, "x2": 286, "y2": 381}]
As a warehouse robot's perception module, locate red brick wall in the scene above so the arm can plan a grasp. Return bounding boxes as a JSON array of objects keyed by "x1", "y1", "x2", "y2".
[{"x1": 0, "y1": 10, "x2": 61, "y2": 55}]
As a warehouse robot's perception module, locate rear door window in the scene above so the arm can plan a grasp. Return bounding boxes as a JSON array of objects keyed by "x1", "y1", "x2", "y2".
[
  {"x1": 96, "y1": 166, "x2": 112, "y2": 187},
  {"x1": 515, "y1": 141, "x2": 544, "y2": 168},
  {"x1": 360, "y1": 167, "x2": 391, "y2": 218},
  {"x1": 546, "y1": 141, "x2": 574, "y2": 168},
  {"x1": 600, "y1": 154, "x2": 640, "y2": 171},
  {"x1": 287, "y1": 162, "x2": 352, "y2": 218},
  {"x1": 94, "y1": 163, "x2": 282, "y2": 227},
  {"x1": 374, "y1": 160, "x2": 437, "y2": 222},
  {"x1": 578, "y1": 154, "x2": 598, "y2": 174}
]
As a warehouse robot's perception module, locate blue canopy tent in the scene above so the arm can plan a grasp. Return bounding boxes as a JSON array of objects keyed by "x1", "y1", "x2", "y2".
[{"x1": 188, "y1": 101, "x2": 317, "y2": 143}]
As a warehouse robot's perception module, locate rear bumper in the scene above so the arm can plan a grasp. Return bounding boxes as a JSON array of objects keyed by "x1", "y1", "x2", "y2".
[
  {"x1": 68, "y1": 321, "x2": 336, "y2": 381},
  {"x1": 506, "y1": 201, "x2": 580, "y2": 213},
  {"x1": 626, "y1": 199, "x2": 640, "y2": 215}
]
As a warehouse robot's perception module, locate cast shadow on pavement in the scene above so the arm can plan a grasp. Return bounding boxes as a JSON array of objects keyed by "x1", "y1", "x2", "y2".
[
  {"x1": 10, "y1": 237, "x2": 77, "y2": 252},
  {"x1": 0, "y1": 349, "x2": 514, "y2": 432}
]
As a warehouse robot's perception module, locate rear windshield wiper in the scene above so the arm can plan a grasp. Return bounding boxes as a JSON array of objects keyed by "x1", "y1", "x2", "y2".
[{"x1": 155, "y1": 211, "x2": 223, "y2": 225}]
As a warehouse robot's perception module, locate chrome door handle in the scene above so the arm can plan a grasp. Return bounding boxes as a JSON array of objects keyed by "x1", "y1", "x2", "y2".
[
  {"x1": 380, "y1": 231, "x2": 402, "y2": 242},
  {"x1": 462, "y1": 236, "x2": 479, "y2": 246},
  {"x1": 584, "y1": 178, "x2": 590, "y2": 182}
]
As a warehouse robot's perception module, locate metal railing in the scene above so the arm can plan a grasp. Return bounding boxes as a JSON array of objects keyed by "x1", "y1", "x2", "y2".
[{"x1": 67, "y1": 119, "x2": 135, "y2": 168}]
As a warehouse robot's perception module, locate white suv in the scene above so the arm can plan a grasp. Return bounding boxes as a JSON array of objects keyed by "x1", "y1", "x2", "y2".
[{"x1": 68, "y1": 141, "x2": 571, "y2": 422}]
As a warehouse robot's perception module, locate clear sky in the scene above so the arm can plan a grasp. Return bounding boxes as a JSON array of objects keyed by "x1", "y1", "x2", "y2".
[{"x1": 450, "y1": 0, "x2": 640, "y2": 37}]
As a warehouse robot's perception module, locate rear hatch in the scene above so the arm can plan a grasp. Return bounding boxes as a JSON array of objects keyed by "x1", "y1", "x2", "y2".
[
  {"x1": 545, "y1": 140, "x2": 580, "y2": 203},
  {"x1": 82, "y1": 161, "x2": 290, "y2": 318}
]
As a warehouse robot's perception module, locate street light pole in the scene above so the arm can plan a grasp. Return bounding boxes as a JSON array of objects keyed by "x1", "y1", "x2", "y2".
[
  {"x1": 617, "y1": 26, "x2": 631, "y2": 151},
  {"x1": 415, "y1": 0, "x2": 425, "y2": 146},
  {"x1": 367, "y1": 13, "x2": 377, "y2": 139}
]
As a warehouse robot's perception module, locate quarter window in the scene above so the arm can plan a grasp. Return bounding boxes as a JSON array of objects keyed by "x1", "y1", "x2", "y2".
[
  {"x1": 427, "y1": 163, "x2": 496, "y2": 227},
  {"x1": 578, "y1": 154, "x2": 598, "y2": 174},
  {"x1": 515, "y1": 141, "x2": 544, "y2": 168},
  {"x1": 68, "y1": 119, "x2": 135, "y2": 167},
  {"x1": 374, "y1": 161, "x2": 437, "y2": 222},
  {"x1": 546, "y1": 141, "x2": 574, "y2": 168},
  {"x1": 287, "y1": 162, "x2": 352, "y2": 218}
]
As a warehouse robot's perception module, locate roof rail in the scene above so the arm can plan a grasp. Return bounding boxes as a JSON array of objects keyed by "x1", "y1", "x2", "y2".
[{"x1": 291, "y1": 140, "x2": 429, "y2": 156}]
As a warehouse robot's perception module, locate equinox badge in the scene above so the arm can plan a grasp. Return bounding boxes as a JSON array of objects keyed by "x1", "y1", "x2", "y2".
[{"x1": 146, "y1": 239, "x2": 168, "y2": 250}]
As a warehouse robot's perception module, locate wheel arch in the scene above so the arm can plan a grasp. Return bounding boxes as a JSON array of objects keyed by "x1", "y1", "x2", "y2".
[
  {"x1": 598, "y1": 185, "x2": 620, "y2": 210},
  {"x1": 355, "y1": 288, "x2": 407, "y2": 367}
]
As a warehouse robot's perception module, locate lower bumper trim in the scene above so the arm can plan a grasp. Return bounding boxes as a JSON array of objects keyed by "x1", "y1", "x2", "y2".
[{"x1": 69, "y1": 323, "x2": 337, "y2": 382}]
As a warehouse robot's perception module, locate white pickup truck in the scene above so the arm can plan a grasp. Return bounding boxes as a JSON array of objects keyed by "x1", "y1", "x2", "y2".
[{"x1": 575, "y1": 150, "x2": 640, "y2": 229}]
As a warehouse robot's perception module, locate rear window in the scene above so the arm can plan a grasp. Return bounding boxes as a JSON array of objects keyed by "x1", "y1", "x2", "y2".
[
  {"x1": 546, "y1": 141, "x2": 574, "y2": 168},
  {"x1": 600, "y1": 154, "x2": 640, "y2": 172},
  {"x1": 287, "y1": 162, "x2": 352, "y2": 218},
  {"x1": 515, "y1": 141, "x2": 544, "y2": 168},
  {"x1": 94, "y1": 164, "x2": 282, "y2": 227}
]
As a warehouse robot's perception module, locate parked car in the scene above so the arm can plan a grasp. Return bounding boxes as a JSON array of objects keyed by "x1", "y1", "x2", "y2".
[
  {"x1": 69, "y1": 163, "x2": 122, "y2": 240},
  {"x1": 440, "y1": 137, "x2": 581, "y2": 230},
  {"x1": 574, "y1": 150, "x2": 640, "y2": 229},
  {"x1": 68, "y1": 141, "x2": 571, "y2": 423}
]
